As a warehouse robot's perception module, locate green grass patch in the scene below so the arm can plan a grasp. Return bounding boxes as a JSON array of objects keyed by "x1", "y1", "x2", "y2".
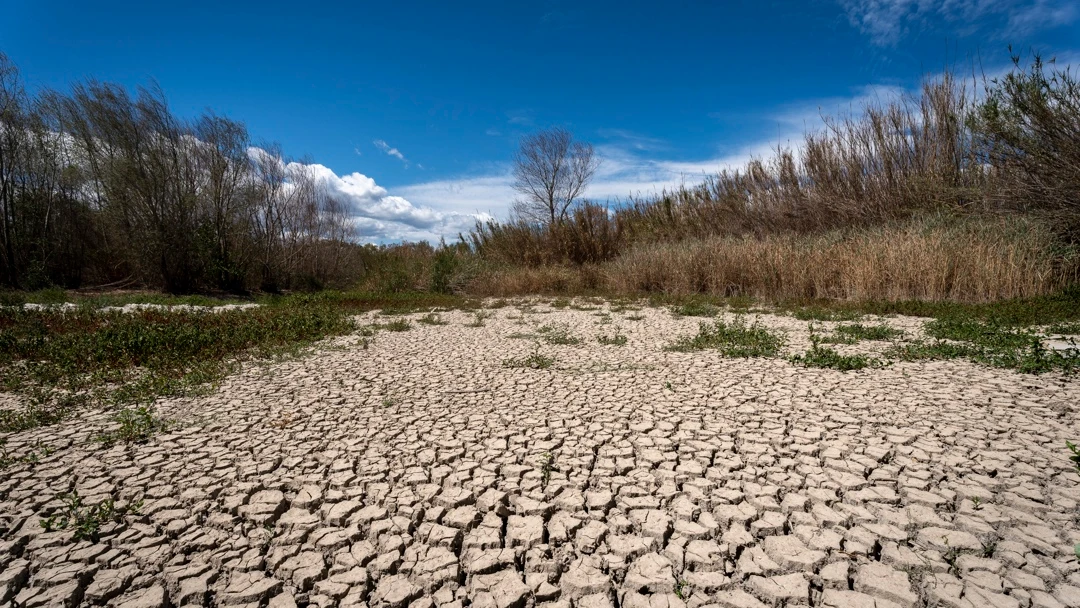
[
  {"x1": 96, "y1": 406, "x2": 170, "y2": 447},
  {"x1": 670, "y1": 300, "x2": 721, "y2": 318},
  {"x1": 790, "y1": 342, "x2": 883, "y2": 371},
  {"x1": 538, "y1": 323, "x2": 581, "y2": 345},
  {"x1": 822, "y1": 323, "x2": 905, "y2": 344},
  {"x1": 665, "y1": 316, "x2": 785, "y2": 357},
  {"x1": 417, "y1": 313, "x2": 448, "y2": 326},
  {"x1": 0, "y1": 299, "x2": 356, "y2": 432},
  {"x1": 597, "y1": 329, "x2": 628, "y2": 346},
  {"x1": 502, "y1": 346, "x2": 556, "y2": 370},
  {"x1": 885, "y1": 317, "x2": 1080, "y2": 373}
]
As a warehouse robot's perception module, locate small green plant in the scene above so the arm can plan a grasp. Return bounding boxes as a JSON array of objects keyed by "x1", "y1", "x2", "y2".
[
  {"x1": 466, "y1": 311, "x2": 493, "y2": 327},
  {"x1": 97, "y1": 406, "x2": 170, "y2": 447},
  {"x1": 382, "y1": 318, "x2": 412, "y2": 332},
  {"x1": 502, "y1": 344, "x2": 556, "y2": 370},
  {"x1": 665, "y1": 316, "x2": 784, "y2": 357},
  {"x1": 539, "y1": 452, "x2": 557, "y2": 488},
  {"x1": 790, "y1": 327, "x2": 883, "y2": 371},
  {"x1": 624, "y1": 314, "x2": 645, "y2": 321},
  {"x1": 0, "y1": 438, "x2": 54, "y2": 470},
  {"x1": 671, "y1": 300, "x2": 720, "y2": 318},
  {"x1": 597, "y1": 329, "x2": 628, "y2": 346},
  {"x1": 1068, "y1": 441, "x2": 1080, "y2": 474},
  {"x1": 790, "y1": 307, "x2": 863, "y2": 322},
  {"x1": 550, "y1": 298, "x2": 570, "y2": 308},
  {"x1": 40, "y1": 491, "x2": 142, "y2": 541},
  {"x1": 418, "y1": 313, "x2": 448, "y2": 326},
  {"x1": 970, "y1": 496, "x2": 983, "y2": 510},
  {"x1": 822, "y1": 323, "x2": 904, "y2": 344},
  {"x1": 539, "y1": 323, "x2": 581, "y2": 345},
  {"x1": 674, "y1": 578, "x2": 689, "y2": 600}
]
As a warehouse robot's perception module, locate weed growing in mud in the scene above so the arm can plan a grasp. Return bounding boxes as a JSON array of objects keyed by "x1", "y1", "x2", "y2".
[
  {"x1": 550, "y1": 298, "x2": 570, "y2": 308},
  {"x1": 0, "y1": 302, "x2": 355, "y2": 431},
  {"x1": 466, "y1": 311, "x2": 493, "y2": 327},
  {"x1": 539, "y1": 323, "x2": 581, "y2": 345},
  {"x1": 674, "y1": 578, "x2": 689, "y2": 600},
  {"x1": 665, "y1": 316, "x2": 784, "y2": 357},
  {"x1": 624, "y1": 314, "x2": 645, "y2": 321},
  {"x1": 0, "y1": 438, "x2": 54, "y2": 470},
  {"x1": 418, "y1": 313, "x2": 448, "y2": 326},
  {"x1": 889, "y1": 317, "x2": 1080, "y2": 374},
  {"x1": 1068, "y1": 441, "x2": 1080, "y2": 474},
  {"x1": 790, "y1": 307, "x2": 864, "y2": 322},
  {"x1": 502, "y1": 344, "x2": 556, "y2": 370},
  {"x1": 597, "y1": 328, "x2": 628, "y2": 346},
  {"x1": 97, "y1": 406, "x2": 170, "y2": 447},
  {"x1": 540, "y1": 452, "x2": 557, "y2": 488},
  {"x1": 671, "y1": 300, "x2": 720, "y2": 318},
  {"x1": 378, "y1": 319, "x2": 412, "y2": 332},
  {"x1": 791, "y1": 326, "x2": 885, "y2": 371},
  {"x1": 822, "y1": 323, "x2": 904, "y2": 344},
  {"x1": 40, "y1": 491, "x2": 142, "y2": 541}
]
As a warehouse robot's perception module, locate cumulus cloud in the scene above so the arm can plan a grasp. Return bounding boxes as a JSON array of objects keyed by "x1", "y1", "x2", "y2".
[
  {"x1": 372, "y1": 139, "x2": 409, "y2": 166},
  {"x1": 245, "y1": 147, "x2": 485, "y2": 243},
  {"x1": 838, "y1": 0, "x2": 1078, "y2": 45}
]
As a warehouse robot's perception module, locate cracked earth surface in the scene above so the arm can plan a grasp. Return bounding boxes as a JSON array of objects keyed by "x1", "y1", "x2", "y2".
[{"x1": 2, "y1": 301, "x2": 1079, "y2": 608}]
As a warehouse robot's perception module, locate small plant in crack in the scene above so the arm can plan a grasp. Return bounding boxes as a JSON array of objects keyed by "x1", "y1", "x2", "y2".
[
  {"x1": 418, "y1": 312, "x2": 448, "y2": 326},
  {"x1": 466, "y1": 311, "x2": 493, "y2": 327},
  {"x1": 96, "y1": 406, "x2": 170, "y2": 447},
  {"x1": 0, "y1": 438, "x2": 54, "y2": 470},
  {"x1": 502, "y1": 343, "x2": 555, "y2": 370},
  {"x1": 540, "y1": 452, "x2": 558, "y2": 488},
  {"x1": 383, "y1": 318, "x2": 412, "y2": 332},
  {"x1": 1068, "y1": 441, "x2": 1080, "y2": 474},
  {"x1": 40, "y1": 491, "x2": 142, "y2": 541},
  {"x1": 674, "y1": 578, "x2": 689, "y2": 600},
  {"x1": 789, "y1": 324, "x2": 884, "y2": 371},
  {"x1": 597, "y1": 328, "x2": 628, "y2": 346},
  {"x1": 539, "y1": 323, "x2": 581, "y2": 345},
  {"x1": 665, "y1": 315, "x2": 784, "y2": 357}
]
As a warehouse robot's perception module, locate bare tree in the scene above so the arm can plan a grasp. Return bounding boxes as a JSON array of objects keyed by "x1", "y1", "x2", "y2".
[{"x1": 511, "y1": 127, "x2": 599, "y2": 225}]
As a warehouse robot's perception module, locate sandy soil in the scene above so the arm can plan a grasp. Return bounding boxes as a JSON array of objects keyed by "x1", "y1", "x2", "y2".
[{"x1": 1, "y1": 300, "x2": 1078, "y2": 608}]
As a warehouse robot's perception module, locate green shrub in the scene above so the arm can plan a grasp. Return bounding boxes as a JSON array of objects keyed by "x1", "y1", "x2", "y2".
[{"x1": 666, "y1": 316, "x2": 784, "y2": 357}]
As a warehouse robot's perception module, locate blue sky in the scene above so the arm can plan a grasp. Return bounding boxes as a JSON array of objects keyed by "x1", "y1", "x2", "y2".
[{"x1": 2, "y1": 0, "x2": 1078, "y2": 241}]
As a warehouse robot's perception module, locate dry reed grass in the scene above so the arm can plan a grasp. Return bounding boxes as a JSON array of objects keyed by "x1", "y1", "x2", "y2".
[{"x1": 469, "y1": 216, "x2": 1074, "y2": 302}]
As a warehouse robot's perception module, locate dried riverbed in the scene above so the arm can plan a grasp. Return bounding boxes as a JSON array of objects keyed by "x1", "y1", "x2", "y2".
[{"x1": 1, "y1": 301, "x2": 1078, "y2": 608}]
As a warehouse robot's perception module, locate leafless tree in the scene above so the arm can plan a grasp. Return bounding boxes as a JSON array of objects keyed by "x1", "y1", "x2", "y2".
[{"x1": 511, "y1": 127, "x2": 599, "y2": 225}]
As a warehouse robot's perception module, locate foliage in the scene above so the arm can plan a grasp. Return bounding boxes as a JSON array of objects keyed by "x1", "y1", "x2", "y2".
[
  {"x1": 597, "y1": 329, "x2": 628, "y2": 346},
  {"x1": 502, "y1": 344, "x2": 556, "y2": 369},
  {"x1": 97, "y1": 406, "x2": 170, "y2": 447},
  {"x1": 538, "y1": 323, "x2": 581, "y2": 345},
  {"x1": 791, "y1": 330, "x2": 883, "y2": 371},
  {"x1": 40, "y1": 491, "x2": 142, "y2": 542},
  {"x1": 665, "y1": 316, "x2": 784, "y2": 357},
  {"x1": 0, "y1": 299, "x2": 355, "y2": 431},
  {"x1": 822, "y1": 323, "x2": 904, "y2": 344}
]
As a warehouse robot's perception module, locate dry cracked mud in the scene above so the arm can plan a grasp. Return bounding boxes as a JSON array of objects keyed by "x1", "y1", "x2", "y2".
[{"x1": 2, "y1": 301, "x2": 1079, "y2": 608}]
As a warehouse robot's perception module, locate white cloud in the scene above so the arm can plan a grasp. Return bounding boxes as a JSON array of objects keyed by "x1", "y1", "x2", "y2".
[
  {"x1": 372, "y1": 139, "x2": 409, "y2": 166},
  {"x1": 838, "y1": 0, "x2": 1079, "y2": 45},
  {"x1": 246, "y1": 149, "x2": 486, "y2": 243}
]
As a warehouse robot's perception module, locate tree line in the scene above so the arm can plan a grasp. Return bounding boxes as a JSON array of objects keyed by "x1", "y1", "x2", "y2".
[{"x1": 0, "y1": 53, "x2": 356, "y2": 293}]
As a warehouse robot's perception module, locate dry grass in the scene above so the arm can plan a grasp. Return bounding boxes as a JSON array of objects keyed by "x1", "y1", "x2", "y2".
[{"x1": 469, "y1": 215, "x2": 1074, "y2": 302}]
